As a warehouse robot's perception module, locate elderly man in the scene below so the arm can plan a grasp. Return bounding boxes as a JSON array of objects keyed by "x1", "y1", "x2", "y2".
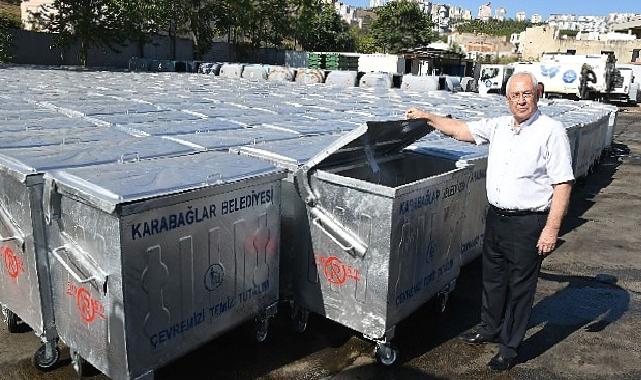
[{"x1": 406, "y1": 72, "x2": 574, "y2": 371}]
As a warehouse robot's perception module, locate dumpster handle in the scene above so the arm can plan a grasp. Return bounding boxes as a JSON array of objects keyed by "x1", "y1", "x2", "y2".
[
  {"x1": 0, "y1": 235, "x2": 24, "y2": 249},
  {"x1": 312, "y1": 218, "x2": 356, "y2": 254},
  {"x1": 0, "y1": 207, "x2": 25, "y2": 249},
  {"x1": 0, "y1": 235, "x2": 21, "y2": 243},
  {"x1": 310, "y1": 207, "x2": 367, "y2": 258},
  {"x1": 119, "y1": 152, "x2": 140, "y2": 164},
  {"x1": 52, "y1": 246, "x2": 107, "y2": 287}
]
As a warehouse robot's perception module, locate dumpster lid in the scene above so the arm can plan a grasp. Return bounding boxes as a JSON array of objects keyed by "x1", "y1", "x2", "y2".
[
  {"x1": 0, "y1": 137, "x2": 197, "y2": 183},
  {"x1": 235, "y1": 134, "x2": 343, "y2": 171},
  {"x1": 0, "y1": 126, "x2": 132, "y2": 149},
  {"x1": 47, "y1": 151, "x2": 285, "y2": 213},
  {"x1": 303, "y1": 119, "x2": 433, "y2": 171},
  {"x1": 166, "y1": 126, "x2": 300, "y2": 151}
]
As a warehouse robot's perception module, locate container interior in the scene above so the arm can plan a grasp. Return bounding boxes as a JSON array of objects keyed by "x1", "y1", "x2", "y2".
[{"x1": 324, "y1": 152, "x2": 458, "y2": 187}]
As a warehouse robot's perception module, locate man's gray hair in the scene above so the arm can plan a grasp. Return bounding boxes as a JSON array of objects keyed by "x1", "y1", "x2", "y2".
[{"x1": 506, "y1": 71, "x2": 539, "y2": 97}]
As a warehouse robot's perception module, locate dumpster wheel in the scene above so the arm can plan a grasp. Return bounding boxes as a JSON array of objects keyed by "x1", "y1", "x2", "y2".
[
  {"x1": 71, "y1": 349, "x2": 97, "y2": 378},
  {"x1": 32, "y1": 341, "x2": 60, "y2": 371},
  {"x1": 375, "y1": 343, "x2": 398, "y2": 366},
  {"x1": 291, "y1": 306, "x2": 309, "y2": 333},
  {"x1": 5, "y1": 309, "x2": 20, "y2": 333},
  {"x1": 255, "y1": 318, "x2": 269, "y2": 343}
]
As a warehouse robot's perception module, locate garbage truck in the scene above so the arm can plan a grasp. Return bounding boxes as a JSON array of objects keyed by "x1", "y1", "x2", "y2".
[
  {"x1": 612, "y1": 64, "x2": 640, "y2": 105},
  {"x1": 536, "y1": 53, "x2": 616, "y2": 100},
  {"x1": 477, "y1": 64, "x2": 513, "y2": 94}
]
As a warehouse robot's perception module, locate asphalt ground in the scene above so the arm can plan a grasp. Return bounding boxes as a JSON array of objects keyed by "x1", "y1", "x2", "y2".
[{"x1": 1, "y1": 108, "x2": 640, "y2": 380}]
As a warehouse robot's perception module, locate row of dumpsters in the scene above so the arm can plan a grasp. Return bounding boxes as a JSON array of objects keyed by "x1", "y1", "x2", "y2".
[
  {"x1": 130, "y1": 58, "x2": 470, "y2": 92},
  {"x1": 0, "y1": 66, "x2": 617, "y2": 379}
]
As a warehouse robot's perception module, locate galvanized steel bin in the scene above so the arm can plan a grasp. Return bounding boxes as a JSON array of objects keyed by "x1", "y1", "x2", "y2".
[
  {"x1": 407, "y1": 139, "x2": 489, "y2": 266},
  {"x1": 0, "y1": 137, "x2": 196, "y2": 371},
  {"x1": 234, "y1": 135, "x2": 345, "y2": 302},
  {"x1": 293, "y1": 121, "x2": 472, "y2": 364},
  {"x1": 43, "y1": 151, "x2": 285, "y2": 380}
]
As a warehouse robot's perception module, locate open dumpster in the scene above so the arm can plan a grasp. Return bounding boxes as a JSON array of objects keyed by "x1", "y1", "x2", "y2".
[
  {"x1": 43, "y1": 151, "x2": 285, "y2": 380},
  {"x1": 290, "y1": 120, "x2": 472, "y2": 364},
  {"x1": 407, "y1": 138, "x2": 489, "y2": 266},
  {"x1": 0, "y1": 136, "x2": 195, "y2": 371},
  {"x1": 233, "y1": 135, "x2": 346, "y2": 304}
]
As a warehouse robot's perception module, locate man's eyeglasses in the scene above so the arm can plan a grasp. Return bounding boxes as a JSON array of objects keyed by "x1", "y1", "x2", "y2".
[{"x1": 507, "y1": 91, "x2": 534, "y2": 101}]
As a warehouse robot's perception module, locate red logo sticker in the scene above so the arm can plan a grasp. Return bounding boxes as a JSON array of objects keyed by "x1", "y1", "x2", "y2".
[
  {"x1": 315, "y1": 254, "x2": 361, "y2": 285},
  {"x1": 2, "y1": 246, "x2": 24, "y2": 279},
  {"x1": 66, "y1": 282, "x2": 105, "y2": 323}
]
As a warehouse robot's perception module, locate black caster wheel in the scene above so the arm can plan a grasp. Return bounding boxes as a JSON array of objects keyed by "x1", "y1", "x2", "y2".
[
  {"x1": 292, "y1": 308, "x2": 308, "y2": 333},
  {"x1": 438, "y1": 292, "x2": 450, "y2": 313},
  {"x1": 255, "y1": 319, "x2": 269, "y2": 343},
  {"x1": 5, "y1": 309, "x2": 20, "y2": 333},
  {"x1": 375, "y1": 343, "x2": 398, "y2": 366},
  {"x1": 32, "y1": 342, "x2": 60, "y2": 371}
]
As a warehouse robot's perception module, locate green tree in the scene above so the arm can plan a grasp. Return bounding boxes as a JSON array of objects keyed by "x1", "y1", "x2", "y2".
[
  {"x1": 115, "y1": 0, "x2": 166, "y2": 58},
  {"x1": 295, "y1": 1, "x2": 353, "y2": 52},
  {"x1": 350, "y1": 27, "x2": 377, "y2": 54},
  {"x1": 242, "y1": 0, "x2": 292, "y2": 48},
  {"x1": 152, "y1": 0, "x2": 193, "y2": 60},
  {"x1": 453, "y1": 19, "x2": 531, "y2": 37},
  {"x1": 0, "y1": 13, "x2": 20, "y2": 62},
  {"x1": 189, "y1": 0, "x2": 229, "y2": 59},
  {"x1": 32, "y1": 0, "x2": 126, "y2": 66},
  {"x1": 370, "y1": 0, "x2": 434, "y2": 53}
]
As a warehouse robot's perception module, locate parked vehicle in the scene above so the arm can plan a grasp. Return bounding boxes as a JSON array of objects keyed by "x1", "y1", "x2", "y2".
[
  {"x1": 478, "y1": 64, "x2": 513, "y2": 94},
  {"x1": 614, "y1": 64, "x2": 641, "y2": 105},
  {"x1": 537, "y1": 53, "x2": 616, "y2": 100}
]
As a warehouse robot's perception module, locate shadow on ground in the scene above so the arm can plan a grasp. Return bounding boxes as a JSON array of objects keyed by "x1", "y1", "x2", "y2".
[{"x1": 519, "y1": 272, "x2": 629, "y2": 364}]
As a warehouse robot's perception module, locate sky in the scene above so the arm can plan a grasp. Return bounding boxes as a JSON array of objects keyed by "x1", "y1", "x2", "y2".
[{"x1": 341, "y1": 1, "x2": 641, "y2": 19}]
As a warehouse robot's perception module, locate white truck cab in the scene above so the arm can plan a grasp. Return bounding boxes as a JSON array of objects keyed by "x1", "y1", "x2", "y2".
[{"x1": 478, "y1": 64, "x2": 513, "y2": 94}]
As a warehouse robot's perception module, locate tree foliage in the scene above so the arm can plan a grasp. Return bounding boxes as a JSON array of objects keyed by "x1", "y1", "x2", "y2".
[
  {"x1": 21, "y1": 0, "x2": 449, "y2": 62},
  {"x1": 370, "y1": 0, "x2": 434, "y2": 53},
  {"x1": 0, "y1": 12, "x2": 20, "y2": 62},
  {"x1": 350, "y1": 27, "x2": 377, "y2": 54},
  {"x1": 32, "y1": 0, "x2": 127, "y2": 66},
  {"x1": 454, "y1": 19, "x2": 531, "y2": 37}
]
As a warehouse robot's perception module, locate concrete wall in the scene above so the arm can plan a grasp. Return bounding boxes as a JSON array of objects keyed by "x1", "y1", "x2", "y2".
[
  {"x1": 520, "y1": 25, "x2": 641, "y2": 63},
  {"x1": 202, "y1": 43, "x2": 286, "y2": 65},
  {"x1": 7, "y1": 30, "x2": 300, "y2": 68},
  {"x1": 9, "y1": 30, "x2": 193, "y2": 67}
]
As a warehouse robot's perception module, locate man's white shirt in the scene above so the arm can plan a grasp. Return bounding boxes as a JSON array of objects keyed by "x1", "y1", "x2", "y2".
[{"x1": 467, "y1": 110, "x2": 574, "y2": 211}]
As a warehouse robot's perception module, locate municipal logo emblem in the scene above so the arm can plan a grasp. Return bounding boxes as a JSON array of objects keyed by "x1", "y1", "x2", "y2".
[{"x1": 563, "y1": 70, "x2": 577, "y2": 83}]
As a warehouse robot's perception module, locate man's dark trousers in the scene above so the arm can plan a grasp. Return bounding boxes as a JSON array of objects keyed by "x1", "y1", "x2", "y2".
[{"x1": 479, "y1": 206, "x2": 546, "y2": 359}]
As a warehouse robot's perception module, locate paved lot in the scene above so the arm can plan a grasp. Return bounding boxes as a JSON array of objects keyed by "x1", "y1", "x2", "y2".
[{"x1": 1, "y1": 108, "x2": 640, "y2": 380}]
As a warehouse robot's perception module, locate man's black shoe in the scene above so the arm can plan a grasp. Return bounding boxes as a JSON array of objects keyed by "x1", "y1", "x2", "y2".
[
  {"x1": 460, "y1": 331, "x2": 498, "y2": 345},
  {"x1": 487, "y1": 353, "x2": 516, "y2": 371}
]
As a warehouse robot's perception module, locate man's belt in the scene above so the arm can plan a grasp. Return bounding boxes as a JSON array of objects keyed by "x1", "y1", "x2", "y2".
[{"x1": 490, "y1": 205, "x2": 549, "y2": 216}]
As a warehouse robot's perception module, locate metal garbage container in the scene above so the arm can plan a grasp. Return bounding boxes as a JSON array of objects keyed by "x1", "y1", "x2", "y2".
[
  {"x1": 0, "y1": 136, "x2": 195, "y2": 371},
  {"x1": 219, "y1": 63, "x2": 245, "y2": 79},
  {"x1": 292, "y1": 120, "x2": 472, "y2": 364},
  {"x1": 0, "y1": 126, "x2": 132, "y2": 149},
  {"x1": 116, "y1": 119, "x2": 244, "y2": 137},
  {"x1": 233, "y1": 134, "x2": 347, "y2": 303},
  {"x1": 407, "y1": 138, "x2": 489, "y2": 265},
  {"x1": 166, "y1": 126, "x2": 301, "y2": 151},
  {"x1": 43, "y1": 151, "x2": 285, "y2": 380},
  {"x1": 1, "y1": 117, "x2": 98, "y2": 133}
]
